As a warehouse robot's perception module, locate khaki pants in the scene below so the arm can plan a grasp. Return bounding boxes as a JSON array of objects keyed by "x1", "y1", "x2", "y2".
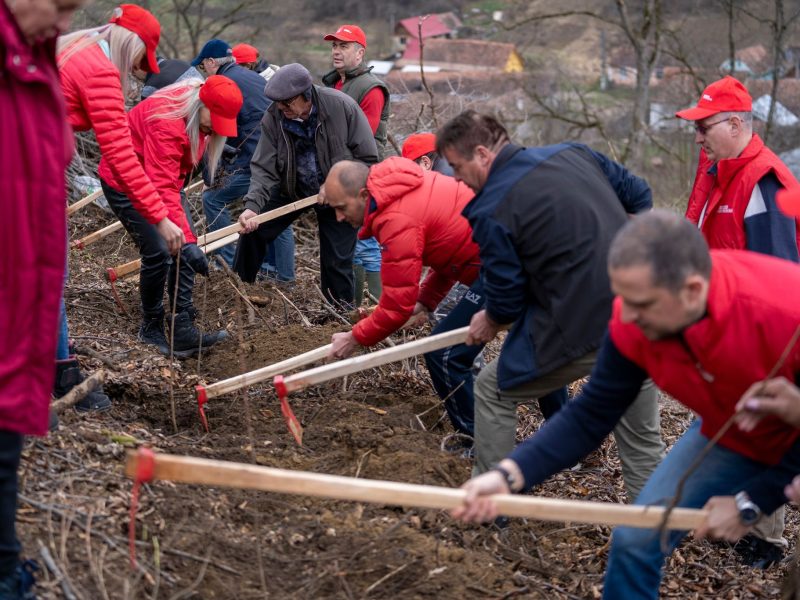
[{"x1": 472, "y1": 351, "x2": 665, "y2": 501}]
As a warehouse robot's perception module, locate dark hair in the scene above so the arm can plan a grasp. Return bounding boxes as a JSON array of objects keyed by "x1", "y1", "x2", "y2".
[
  {"x1": 436, "y1": 110, "x2": 510, "y2": 159},
  {"x1": 335, "y1": 160, "x2": 369, "y2": 196},
  {"x1": 608, "y1": 210, "x2": 711, "y2": 291}
]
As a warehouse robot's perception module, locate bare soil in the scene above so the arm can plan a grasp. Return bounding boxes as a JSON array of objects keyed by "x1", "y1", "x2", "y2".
[{"x1": 20, "y1": 198, "x2": 797, "y2": 599}]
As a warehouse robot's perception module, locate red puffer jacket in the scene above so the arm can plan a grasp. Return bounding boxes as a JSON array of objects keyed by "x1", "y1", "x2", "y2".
[
  {"x1": 98, "y1": 90, "x2": 205, "y2": 243},
  {"x1": 352, "y1": 157, "x2": 478, "y2": 346},
  {"x1": 1, "y1": 3, "x2": 72, "y2": 436},
  {"x1": 59, "y1": 42, "x2": 167, "y2": 225}
]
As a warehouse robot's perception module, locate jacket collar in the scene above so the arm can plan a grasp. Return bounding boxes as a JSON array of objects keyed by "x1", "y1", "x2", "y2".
[
  {"x1": 712, "y1": 134, "x2": 764, "y2": 187},
  {"x1": 321, "y1": 62, "x2": 371, "y2": 86},
  {"x1": 679, "y1": 252, "x2": 733, "y2": 354}
]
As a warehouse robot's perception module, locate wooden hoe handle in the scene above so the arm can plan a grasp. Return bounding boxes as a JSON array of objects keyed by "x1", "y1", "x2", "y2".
[{"x1": 124, "y1": 450, "x2": 707, "y2": 530}]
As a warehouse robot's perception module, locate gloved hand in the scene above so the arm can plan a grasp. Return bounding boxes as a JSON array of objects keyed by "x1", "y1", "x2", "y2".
[
  {"x1": 222, "y1": 144, "x2": 239, "y2": 163},
  {"x1": 181, "y1": 243, "x2": 209, "y2": 276}
]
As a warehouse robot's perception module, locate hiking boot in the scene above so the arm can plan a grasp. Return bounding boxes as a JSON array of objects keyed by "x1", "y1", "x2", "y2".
[
  {"x1": 733, "y1": 534, "x2": 784, "y2": 569},
  {"x1": 54, "y1": 358, "x2": 111, "y2": 413},
  {"x1": 166, "y1": 311, "x2": 228, "y2": 359},
  {"x1": 0, "y1": 560, "x2": 38, "y2": 599},
  {"x1": 138, "y1": 317, "x2": 170, "y2": 356}
]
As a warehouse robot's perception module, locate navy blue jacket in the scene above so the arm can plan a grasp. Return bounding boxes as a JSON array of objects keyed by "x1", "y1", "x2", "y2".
[
  {"x1": 462, "y1": 143, "x2": 652, "y2": 390},
  {"x1": 212, "y1": 61, "x2": 271, "y2": 177}
]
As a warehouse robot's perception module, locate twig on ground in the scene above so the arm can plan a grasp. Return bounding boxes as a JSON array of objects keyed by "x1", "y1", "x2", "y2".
[
  {"x1": 73, "y1": 345, "x2": 119, "y2": 371},
  {"x1": 313, "y1": 285, "x2": 350, "y2": 326},
  {"x1": 51, "y1": 371, "x2": 106, "y2": 414},
  {"x1": 273, "y1": 285, "x2": 312, "y2": 327},
  {"x1": 38, "y1": 540, "x2": 79, "y2": 600}
]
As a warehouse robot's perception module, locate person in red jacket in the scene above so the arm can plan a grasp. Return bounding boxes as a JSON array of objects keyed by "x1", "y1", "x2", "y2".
[
  {"x1": 98, "y1": 76, "x2": 242, "y2": 357},
  {"x1": 1, "y1": 0, "x2": 85, "y2": 594},
  {"x1": 676, "y1": 75, "x2": 800, "y2": 565},
  {"x1": 321, "y1": 157, "x2": 497, "y2": 436},
  {"x1": 454, "y1": 211, "x2": 800, "y2": 599},
  {"x1": 56, "y1": 4, "x2": 167, "y2": 412}
]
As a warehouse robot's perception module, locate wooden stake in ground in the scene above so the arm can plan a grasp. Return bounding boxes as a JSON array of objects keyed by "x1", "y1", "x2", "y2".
[
  {"x1": 125, "y1": 449, "x2": 707, "y2": 530},
  {"x1": 51, "y1": 370, "x2": 106, "y2": 414}
]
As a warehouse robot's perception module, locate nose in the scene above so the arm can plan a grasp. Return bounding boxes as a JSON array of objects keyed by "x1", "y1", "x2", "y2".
[
  {"x1": 694, "y1": 130, "x2": 704, "y2": 144},
  {"x1": 335, "y1": 211, "x2": 345, "y2": 223}
]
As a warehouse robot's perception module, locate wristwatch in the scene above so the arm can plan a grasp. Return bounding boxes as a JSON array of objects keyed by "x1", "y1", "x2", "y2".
[
  {"x1": 491, "y1": 464, "x2": 519, "y2": 493},
  {"x1": 734, "y1": 491, "x2": 762, "y2": 526}
]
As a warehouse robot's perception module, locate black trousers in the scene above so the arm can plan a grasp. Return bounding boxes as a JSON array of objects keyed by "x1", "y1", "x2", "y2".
[
  {"x1": 0, "y1": 431, "x2": 23, "y2": 578},
  {"x1": 101, "y1": 181, "x2": 195, "y2": 320},
  {"x1": 234, "y1": 195, "x2": 356, "y2": 305}
]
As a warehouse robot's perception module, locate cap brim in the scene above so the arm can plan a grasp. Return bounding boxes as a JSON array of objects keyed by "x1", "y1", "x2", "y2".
[
  {"x1": 675, "y1": 106, "x2": 719, "y2": 121},
  {"x1": 777, "y1": 188, "x2": 800, "y2": 218},
  {"x1": 190, "y1": 55, "x2": 204, "y2": 67},
  {"x1": 146, "y1": 48, "x2": 160, "y2": 74},
  {"x1": 211, "y1": 113, "x2": 237, "y2": 137},
  {"x1": 324, "y1": 33, "x2": 347, "y2": 41}
]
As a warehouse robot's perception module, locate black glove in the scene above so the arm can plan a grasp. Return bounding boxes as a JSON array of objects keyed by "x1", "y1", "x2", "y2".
[
  {"x1": 221, "y1": 144, "x2": 239, "y2": 163},
  {"x1": 181, "y1": 243, "x2": 209, "y2": 277}
]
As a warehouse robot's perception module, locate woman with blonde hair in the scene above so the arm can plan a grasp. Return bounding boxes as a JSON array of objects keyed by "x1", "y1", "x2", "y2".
[
  {"x1": 98, "y1": 75, "x2": 242, "y2": 357},
  {"x1": 56, "y1": 5, "x2": 171, "y2": 408}
]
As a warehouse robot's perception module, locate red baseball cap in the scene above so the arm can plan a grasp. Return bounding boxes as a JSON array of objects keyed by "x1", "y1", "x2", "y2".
[
  {"x1": 324, "y1": 24, "x2": 367, "y2": 48},
  {"x1": 675, "y1": 76, "x2": 752, "y2": 121},
  {"x1": 109, "y1": 4, "x2": 161, "y2": 74},
  {"x1": 199, "y1": 75, "x2": 243, "y2": 137},
  {"x1": 777, "y1": 187, "x2": 800, "y2": 219},
  {"x1": 402, "y1": 133, "x2": 437, "y2": 162},
  {"x1": 232, "y1": 43, "x2": 259, "y2": 64}
]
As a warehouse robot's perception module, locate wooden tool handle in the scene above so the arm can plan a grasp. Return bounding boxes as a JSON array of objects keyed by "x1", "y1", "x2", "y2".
[
  {"x1": 67, "y1": 189, "x2": 103, "y2": 215},
  {"x1": 124, "y1": 451, "x2": 707, "y2": 530},
  {"x1": 72, "y1": 220, "x2": 124, "y2": 249},
  {"x1": 281, "y1": 327, "x2": 470, "y2": 394},
  {"x1": 201, "y1": 343, "x2": 332, "y2": 400},
  {"x1": 196, "y1": 195, "x2": 318, "y2": 247}
]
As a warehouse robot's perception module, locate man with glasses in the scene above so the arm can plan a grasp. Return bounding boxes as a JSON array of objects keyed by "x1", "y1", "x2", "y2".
[
  {"x1": 676, "y1": 75, "x2": 800, "y2": 567},
  {"x1": 235, "y1": 63, "x2": 378, "y2": 307}
]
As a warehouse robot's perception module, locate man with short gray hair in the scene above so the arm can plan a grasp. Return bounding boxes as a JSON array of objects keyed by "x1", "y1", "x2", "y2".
[{"x1": 453, "y1": 210, "x2": 800, "y2": 599}]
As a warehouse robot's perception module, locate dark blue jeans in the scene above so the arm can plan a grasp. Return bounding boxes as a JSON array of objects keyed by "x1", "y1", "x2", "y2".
[
  {"x1": 202, "y1": 171, "x2": 295, "y2": 280},
  {"x1": 0, "y1": 431, "x2": 23, "y2": 578},
  {"x1": 424, "y1": 279, "x2": 566, "y2": 436}
]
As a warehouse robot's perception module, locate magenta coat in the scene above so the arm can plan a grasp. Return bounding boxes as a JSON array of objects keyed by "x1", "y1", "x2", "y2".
[{"x1": 0, "y1": 4, "x2": 72, "y2": 435}]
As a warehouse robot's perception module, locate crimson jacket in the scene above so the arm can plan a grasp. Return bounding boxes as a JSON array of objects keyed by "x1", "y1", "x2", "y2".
[
  {"x1": 98, "y1": 90, "x2": 205, "y2": 243},
  {"x1": 508, "y1": 250, "x2": 800, "y2": 513},
  {"x1": 59, "y1": 42, "x2": 167, "y2": 225},
  {"x1": 685, "y1": 135, "x2": 800, "y2": 259},
  {"x1": 1, "y1": 3, "x2": 72, "y2": 435},
  {"x1": 351, "y1": 157, "x2": 478, "y2": 346}
]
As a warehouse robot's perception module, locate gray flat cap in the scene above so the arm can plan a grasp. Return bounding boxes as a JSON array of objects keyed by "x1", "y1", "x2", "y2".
[{"x1": 264, "y1": 63, "x2": 312, "y2": 101}]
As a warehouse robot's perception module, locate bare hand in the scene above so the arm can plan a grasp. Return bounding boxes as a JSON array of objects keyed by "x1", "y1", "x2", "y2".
[
  {"x1": 317, "y1": 183, "x2": 328, "y2": 205},
  {"x1": 466, "y1": 309, "x2": 500, "y2": 346},
  {"x1": 404, "y1": 302, "x2": 430, "y2": 329},
  {"x1": 786, "y1": 475, "x2": 800, "y2": 503},
  {"x1": 238, "y1": 209, "x2": 259, "y2": 234},
  {"x1": 328, "y1": 331, "x2": 361, "y2": 360},
  {"x1": 451, "y1": 470, "x2": 509, "y2": 523},
  {"x1": 156, "y1": 218, "x2": 185, "y2": 255},
  {"x1": 736, "y1": 377, "x2": 800, "y2": 431},
  {"x1": 694, "y1": 496, "x2": 752, "y2": 542}
]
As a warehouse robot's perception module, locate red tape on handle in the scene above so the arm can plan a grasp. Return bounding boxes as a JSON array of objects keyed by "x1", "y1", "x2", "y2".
[{"x1": 129, "y1": 447, "x2": 155, "y2": 569}]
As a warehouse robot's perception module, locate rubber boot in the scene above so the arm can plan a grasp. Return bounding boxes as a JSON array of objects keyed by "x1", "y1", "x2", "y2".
[
  {"x1": 353, "y1": 264, "x2": 366, "y2": 306},
  {"x1": 54, "y1": 358, "x2": 111, "y2": 413},
  {"x1": 138, "y1": 315, "x2": 170, "y2": 356},
  {"x1": 167, "y1": 311, "x2": 228, "y2": 359},
  {"x1": 365, "y1": 271, "x2": 382, "y2": 302}
]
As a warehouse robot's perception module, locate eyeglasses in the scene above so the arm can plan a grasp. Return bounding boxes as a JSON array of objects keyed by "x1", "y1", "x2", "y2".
[
  {"x1": 276, "y1": 95, "x2": 303, "y2": 108},
  {"x1": 694, "y1": 118, "x2": 731, "y2": 136}
]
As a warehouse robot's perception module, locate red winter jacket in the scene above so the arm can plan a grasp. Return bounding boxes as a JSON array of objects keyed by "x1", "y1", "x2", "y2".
[
  {"x1": 1, "y1": 4, "x2": 72, "y2": 435},
  {"x1": 685, "y1": 135, "x2": 800, "y2": 250},
  {"x1": 352, "y1": 157, "x2": 478, "y2": 346},
  {"x1": 98, "y1": 91, "x2": 205, "y2": 243},
  {"x1": 59, "y1": 42, "x2": 167, "y2": 225},
  {"x1": 610, "y1": 250, "x2": 800, "y2": 465}
]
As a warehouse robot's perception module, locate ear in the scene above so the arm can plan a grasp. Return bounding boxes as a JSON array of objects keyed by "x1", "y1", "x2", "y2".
[{"x1": 681, "y1": 273, "x2": 707, "y2": 306}]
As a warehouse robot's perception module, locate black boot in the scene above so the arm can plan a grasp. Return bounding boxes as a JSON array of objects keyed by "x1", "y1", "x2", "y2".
[
  {"x1": 167, "y1": 311, "x2": 228, "y2": 359},
  {"x1": 54, "y1": 358, "x2": 111, "y2": 413},
  {"x1": 138, "y1": 315, "x2": 170, "y2": 356},
  {"x1": 0, "y1": 560, "x2": 38, "y2": 599}
]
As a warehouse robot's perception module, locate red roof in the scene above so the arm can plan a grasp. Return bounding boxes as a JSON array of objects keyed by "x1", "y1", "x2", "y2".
[{"x1": 397, "y1": 12, "x2": 460, "y2": 40}]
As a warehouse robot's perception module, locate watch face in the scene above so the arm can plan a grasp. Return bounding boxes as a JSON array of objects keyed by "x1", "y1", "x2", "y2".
[{"x1": 740, "y1": 507, "x2": 759, "y2": 526}]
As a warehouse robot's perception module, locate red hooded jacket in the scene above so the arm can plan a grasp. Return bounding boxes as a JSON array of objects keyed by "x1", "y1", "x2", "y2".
[
  {"x1": 98, "y1": 90, "x2": 205, "y2": 243},
  {"x1": 59, "y1": 42, "x2": 168, "y2": 225},
  {"x1": 352, "y1": 157, "x2": 478, "y2": 346},
  {"x1": 610, "y1": 250, "x2": 800, "y2": 465},
  {"x1": 1, "y1": 4, "x2": 72, "y2": 435},
  {"x1": 685, "y1": 135, "x2": 800, "y2": 250}
]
